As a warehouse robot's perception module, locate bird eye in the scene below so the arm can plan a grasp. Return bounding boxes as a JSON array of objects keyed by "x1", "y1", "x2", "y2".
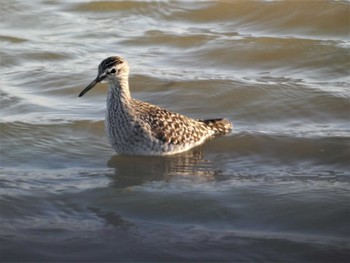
[{"x1": 110, "y1": 68, "x2": 116, "y2": 74}]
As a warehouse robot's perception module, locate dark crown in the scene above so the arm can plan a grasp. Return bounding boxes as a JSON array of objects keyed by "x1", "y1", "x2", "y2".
[{"x1": 99, "y1": 56, "x2": 124, "y2": 72}]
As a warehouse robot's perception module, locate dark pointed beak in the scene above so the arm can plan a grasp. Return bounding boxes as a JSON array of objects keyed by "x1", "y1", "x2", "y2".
[{"x1": 78, "y1": 75, "x2": 106, "y2": 97}]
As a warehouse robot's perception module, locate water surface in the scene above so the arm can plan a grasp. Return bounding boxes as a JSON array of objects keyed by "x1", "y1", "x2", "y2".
[{"x1": 1, "y1": 1, "x2": 349, "y2": 262}]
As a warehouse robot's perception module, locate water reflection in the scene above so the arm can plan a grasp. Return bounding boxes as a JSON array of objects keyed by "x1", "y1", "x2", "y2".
[
  {"x1": 106, "y1": 146, "x2": 223, "y2": 188},
  {"x1": 87, "y1": 207, "x2": 134, "y2": 229}
]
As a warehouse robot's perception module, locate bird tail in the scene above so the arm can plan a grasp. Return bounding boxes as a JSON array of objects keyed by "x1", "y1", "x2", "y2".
[{"x1": 198, "y1": 118, "x2": 233, "y2": 135}]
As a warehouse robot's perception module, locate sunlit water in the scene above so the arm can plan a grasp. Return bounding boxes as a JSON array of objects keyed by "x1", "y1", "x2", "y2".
[{"x1": 1, "y1": 1, "x2": 349, "y2": 262}]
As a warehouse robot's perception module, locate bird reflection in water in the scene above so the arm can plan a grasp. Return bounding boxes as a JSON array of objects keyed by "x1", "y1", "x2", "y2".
[{"x1": 106, "y1": 146, "x2": 223, "y2": 188}]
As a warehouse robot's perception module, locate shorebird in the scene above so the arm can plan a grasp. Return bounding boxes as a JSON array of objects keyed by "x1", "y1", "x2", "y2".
[{"x1": 79, "y1": 56, "x2": 232, "y2": 155}]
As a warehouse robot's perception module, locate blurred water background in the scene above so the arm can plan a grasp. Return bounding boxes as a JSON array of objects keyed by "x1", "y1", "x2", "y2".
[{"x1": 1, "y1": 0, "x2": 349, "y2": 262}]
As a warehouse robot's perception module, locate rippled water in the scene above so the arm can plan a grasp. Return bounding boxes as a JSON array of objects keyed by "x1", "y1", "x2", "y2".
[{"x1": 1, "y1": 1, "x2": 350, "y2": 262}]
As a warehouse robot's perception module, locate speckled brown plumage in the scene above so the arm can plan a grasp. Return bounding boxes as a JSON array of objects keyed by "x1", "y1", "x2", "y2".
[{"x1": 79, "y1": 56, "x2": 233, "y2": 155}]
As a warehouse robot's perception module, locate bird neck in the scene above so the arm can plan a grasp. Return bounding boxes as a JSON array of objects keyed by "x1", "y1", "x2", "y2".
[{"x1": 108, "y1": 76, "x2": 132, "y2": 106}]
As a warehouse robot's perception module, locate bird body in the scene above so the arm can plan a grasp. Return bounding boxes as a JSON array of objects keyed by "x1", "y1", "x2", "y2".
[{"x1": 79, "y1": 56, "x2": 232, "y2": 156}]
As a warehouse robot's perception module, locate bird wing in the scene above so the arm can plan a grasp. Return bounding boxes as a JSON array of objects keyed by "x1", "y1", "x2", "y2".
[{"x1": 132, "y1": 100, "x2": 210, "y2": 145}]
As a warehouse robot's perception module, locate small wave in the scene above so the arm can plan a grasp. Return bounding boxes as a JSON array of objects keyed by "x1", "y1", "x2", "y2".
[{"x1": 207, "y1": 131, "x2": 350, "y2": 168}]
